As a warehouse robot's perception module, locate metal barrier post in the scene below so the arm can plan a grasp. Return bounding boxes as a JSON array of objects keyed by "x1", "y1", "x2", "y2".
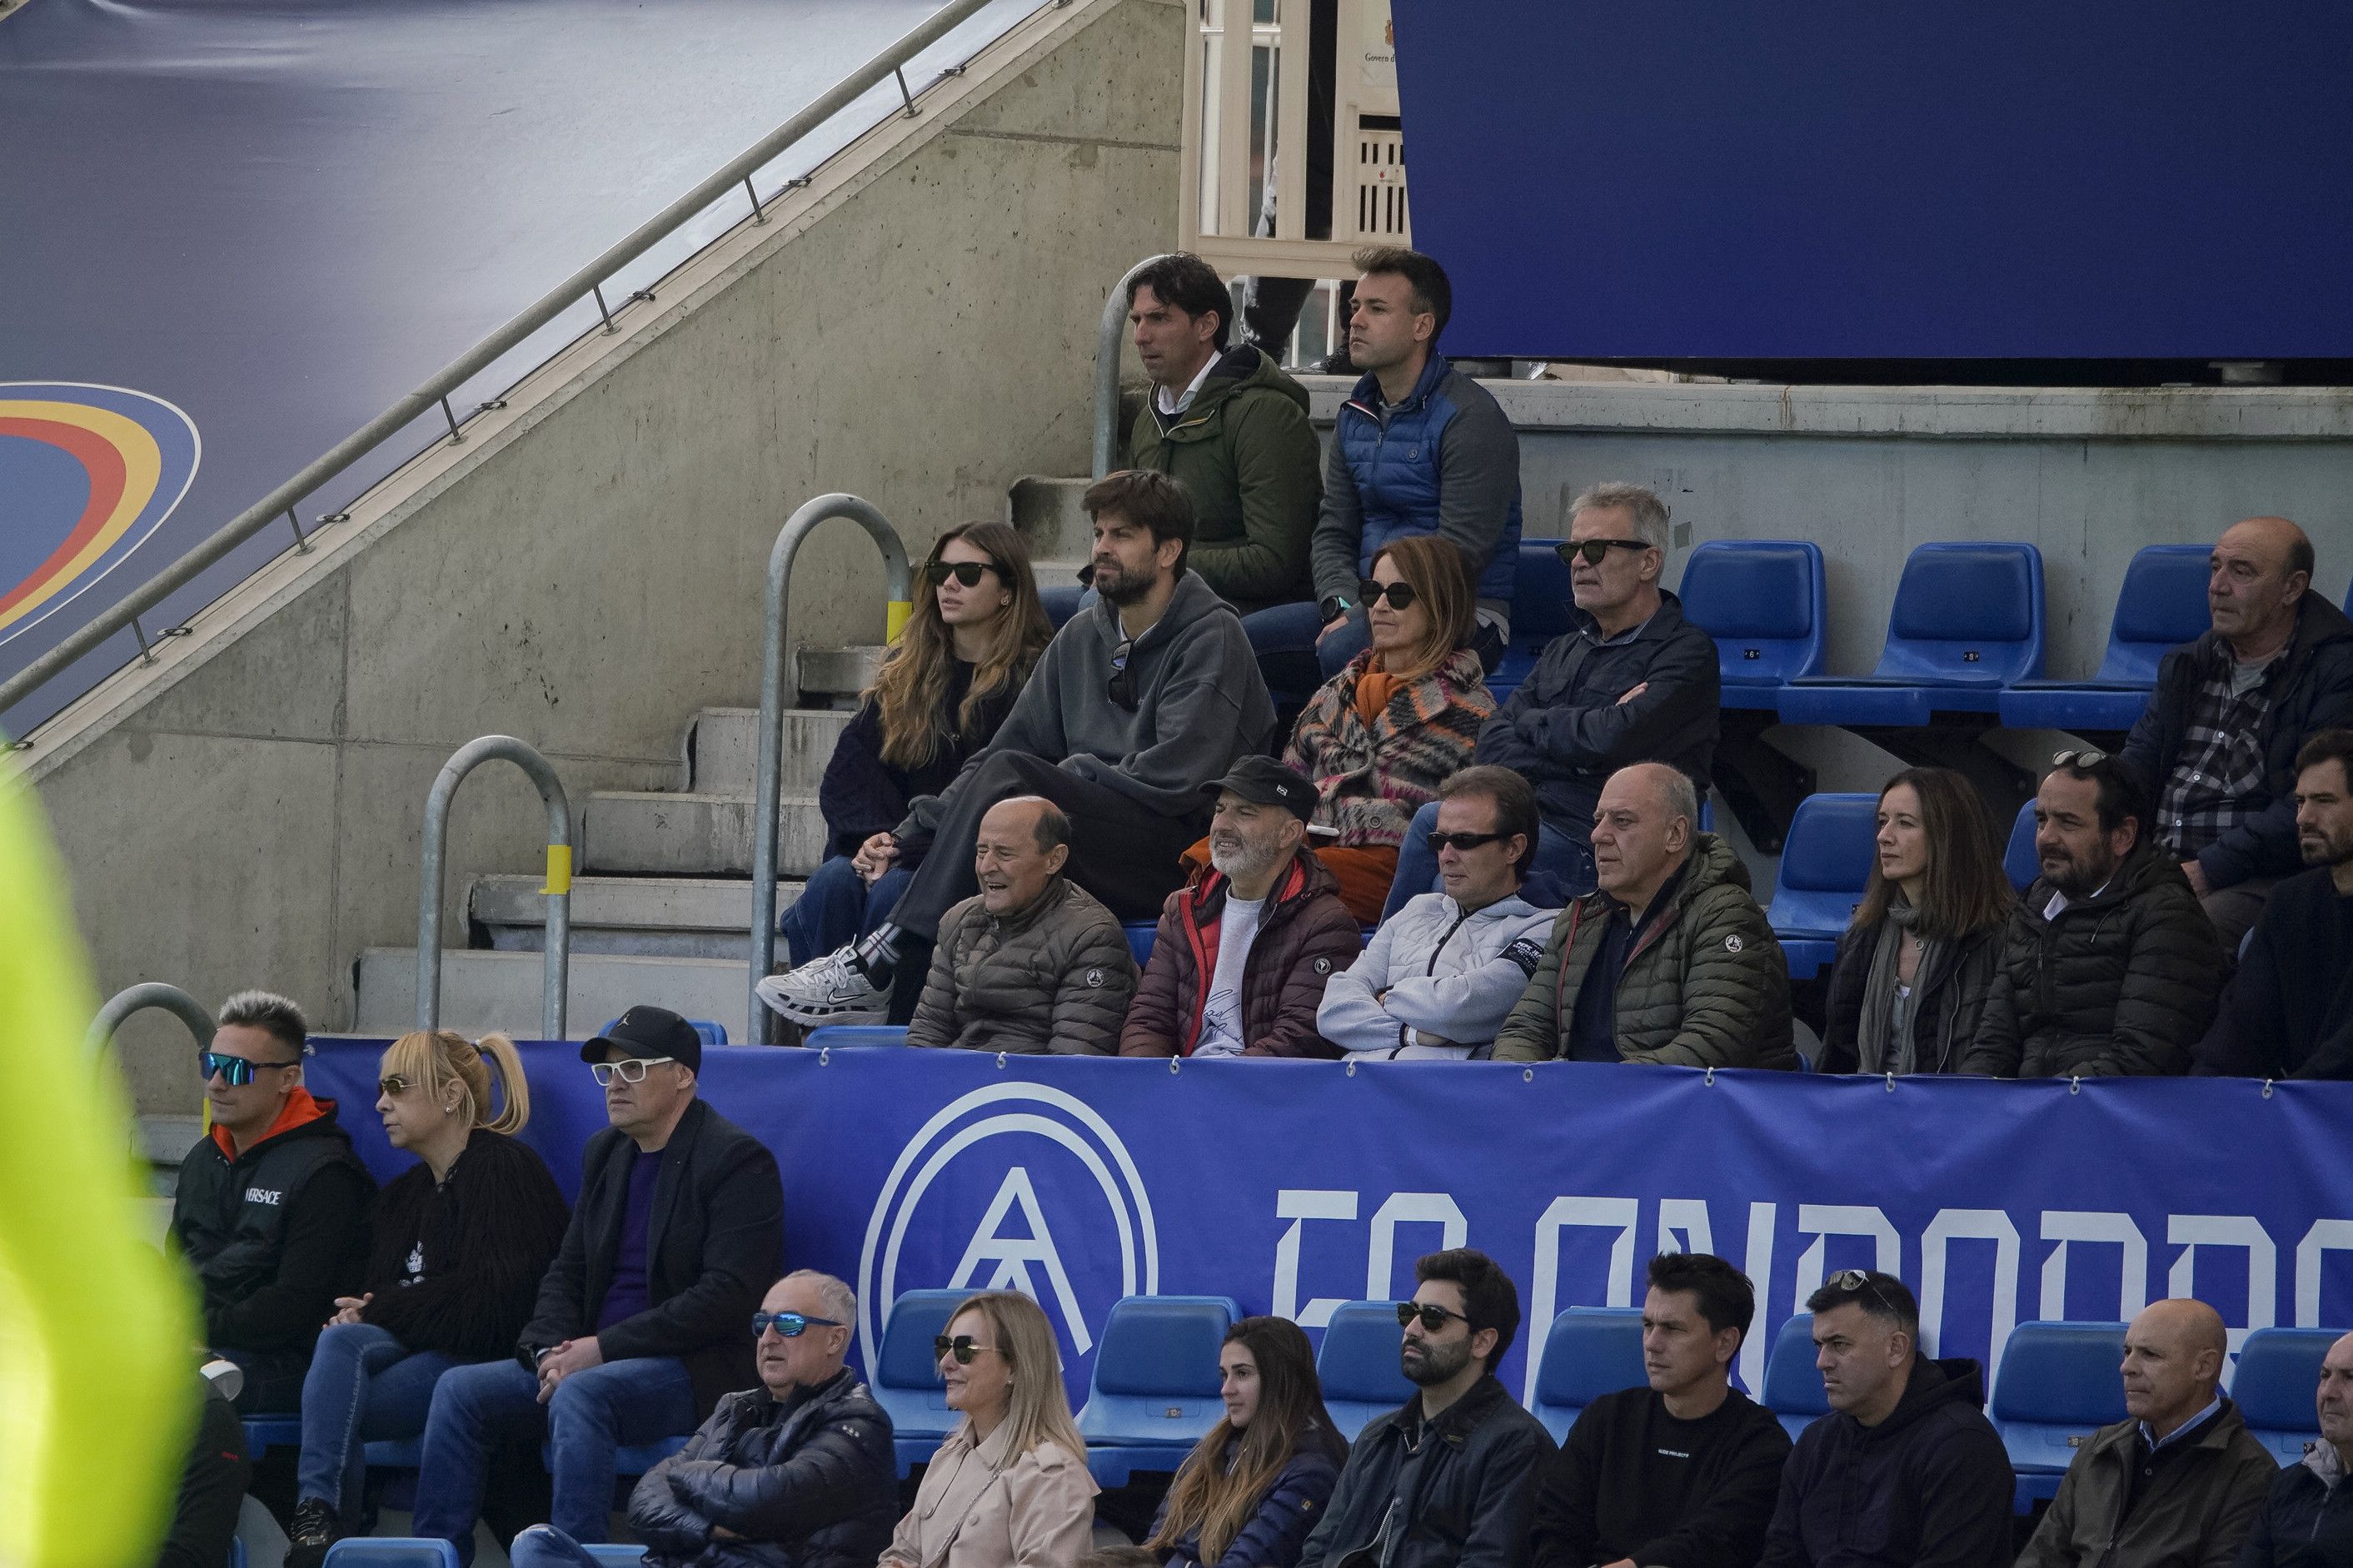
[
  {"x1": 749, "y1": 495, "x2": 912, "y2": 1043},
  {"x1": 416, "y1": 736, "x2": 574, "y2": 1038},
  {"x1": 1093, "y1": 254, "x2": 1175, "y2": 478},
  {"x1": 86, "y1": 982, "x2": 216, "y2": 1060}
]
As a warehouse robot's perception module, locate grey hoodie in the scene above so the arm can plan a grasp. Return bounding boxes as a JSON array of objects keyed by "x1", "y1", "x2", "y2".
[{"x1": 900, "y1": 570, "x2": 1275, "y2": 838}]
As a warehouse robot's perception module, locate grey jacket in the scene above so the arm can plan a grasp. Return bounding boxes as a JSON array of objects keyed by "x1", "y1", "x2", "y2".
[
  {"x1": 907, "y1": 877, "x2": 1138, "y2": 1055},
  {"x1": 899, "y1": 570, "x2": 1274, "y2": 840},
  {"x1": 1319, "y1": 888, "x2": 1558, "y2": 1058}
]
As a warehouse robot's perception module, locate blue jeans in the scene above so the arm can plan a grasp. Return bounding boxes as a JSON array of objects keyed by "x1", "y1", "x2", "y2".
[
  {"x1": 295, "y1": 1322, "x2": 457, "y2": 1516},
  {"x1": 780, "y1": 855, "x2": 913, "y2": 966},
  {"x1": 1239, "y1": 601, "x2": 1367, "y2": 685},
  {"x1": 508, "y1": 1524, "x2": 621, "y2": 1568},
  {"x1": 413, "y1": 1355, "x2": 695, "y2": 1563},
  {"x1": 1382, "y1": 799, "x2": 1599, "y2": 918}
]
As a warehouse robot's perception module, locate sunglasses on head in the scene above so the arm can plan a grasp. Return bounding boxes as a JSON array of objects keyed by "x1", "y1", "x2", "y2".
[
  {"x1": 752, "y1": 1310, "x2": 844, "y2": 1340},
  {"x1": 934, "y1": 1333, "x2": 999, "y2": 1365},
  {"x1": 1106, "y1": 637, "x2": 1138, "y2": 711},
  {"x1": 2050, "y1": 748, "x2": 2109, "y2": 769},
  {"x1": 198, "y1": 1051, "x2": 301, "y2": 1088},
  {"x1": 1555, "y1": 537, "x2": 1653, "y2": 567},
  {"x1": 590, "y1": 1056, "x2": 675, "y2": 1087},
  {"x1": 1824, "y1": 1268, "x2": 1902, "y2": 1316},
  {"x1": 925, "y1": 560, "x2": 1000, "y2": 589},
  {"x1": 1396, "y1": 1301, "x2": 1473, "y2": 1332},
  {"x1": 1425, "y1": 829, "x2": 1506, "y2": 854},
  {"x1": 1355, "y1": 578, "x2": 1419, "y2": 611}
]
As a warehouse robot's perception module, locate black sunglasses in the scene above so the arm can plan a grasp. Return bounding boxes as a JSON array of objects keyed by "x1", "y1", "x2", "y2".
[
  {"x1": 1555, "y1": 538, "x2": 1653, "y2": 566},
  {"x1": 1425, "y1": 829, "x2": 1507, "y2": 854},
  {"x1": 1823, "y1": 1268, "x2": 1902, "y2": 1317},
  {"x1": 1355, "y1": 578, "x2": 1418, "y2": 611},
  {"x1": 1396, "y1": 1301, "x2": 1473, "y2": 1332},
  {"x1": 925, "y1": 560, "x2": 1000, "y2": 589},
  {"x1": 934, "y1": 1333, "x2": 1000, "y2": 1365},
  {"x1": 752, "y1": 1310, "x2": 844, "y2": 1340},
  {"x1": 1107, "y1": 637, "x2": 1138, "y2": 710},
  {"x1": 198, "y1": 1051, "x2": 302, "y2": 1088}
]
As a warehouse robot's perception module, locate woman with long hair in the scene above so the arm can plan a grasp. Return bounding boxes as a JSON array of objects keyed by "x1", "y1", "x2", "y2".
[
  {"x1": 283, "y1": 1031, "x2": 570, "y2": 1566},
  {"x1": 881, "y1": 1291, "x2": 1098, "y2": 1568},
  {"x1": 1818, "y1": 767, "x2": 2017, "y2": 1073},
  {"x1": 1272, "y1": 534, "x2": 1493, "y2": 921},
  {"x1": 780, "y1": 521, "x2": 1053, "y2": 971},
  {"x1": 1147, "y1": 1317, "x2": 1348, "y2": 1568}
]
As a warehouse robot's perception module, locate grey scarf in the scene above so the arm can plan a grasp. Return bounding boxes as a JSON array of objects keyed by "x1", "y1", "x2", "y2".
[{"x1": 1857, "y1": 898, "x2": 1941, "y2": 1074}]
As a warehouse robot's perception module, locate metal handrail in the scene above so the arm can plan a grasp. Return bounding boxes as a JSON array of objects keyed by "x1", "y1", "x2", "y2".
[
  {"x1": 417, "y1": 736, "x2": 574, "y2": 1038},
  {"x1": 748, "y1": 495, "x2": 912, "y2": 1043},
  {"x1": 0, "y1": 0, "x2": 1006, "y2": 725},
  {"x1": 1092, "y1": 253, "x2": 1176, "y2": 478},
  {"x1": 87, "y1": 982, "x2": 215, "y2": 1060}
]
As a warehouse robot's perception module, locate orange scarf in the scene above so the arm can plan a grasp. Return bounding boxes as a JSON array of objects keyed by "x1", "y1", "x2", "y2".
[{"x1": 1353, "y1": 658, "x2": 1403, "y2": 725}]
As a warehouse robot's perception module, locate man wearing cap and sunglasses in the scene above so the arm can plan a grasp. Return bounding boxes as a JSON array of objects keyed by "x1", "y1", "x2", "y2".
[
  {"x1": 413, "y1": 1005, "x2": 785, "y2": 1562},
  {"x1": 510, "y1": 1269, "x2": 895, "y2": 1568},
  {"x1": 172, "y1": 988, "x2": 375, "y2": 1413}
]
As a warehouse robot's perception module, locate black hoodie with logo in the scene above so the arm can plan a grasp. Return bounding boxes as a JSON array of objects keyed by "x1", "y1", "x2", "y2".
[{"x1": 1758, "y1": 1356, "x2": 2016, "y2": 1568}]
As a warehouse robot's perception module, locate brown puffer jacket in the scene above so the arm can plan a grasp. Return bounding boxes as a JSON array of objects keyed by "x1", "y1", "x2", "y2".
[
  {"x1": 1119, "y1": 850, "x2": 1363, "y2": 1058},
  {"x1": 907, "y1": 877, "x2": 1136, "y2": 1055}
]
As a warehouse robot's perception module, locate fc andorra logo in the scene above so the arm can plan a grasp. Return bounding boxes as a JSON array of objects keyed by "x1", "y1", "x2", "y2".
[
  {"x1": 857, "y1": 1083, "x2": 1159, "y2": 1375},
  {"x1": 0, "y1": 383, "x2": 200, "y2": 646}
]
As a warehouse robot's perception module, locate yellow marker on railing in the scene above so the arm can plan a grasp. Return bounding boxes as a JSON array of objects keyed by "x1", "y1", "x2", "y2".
[
  {"x1": 541, "y1": 842, "x2": 574, "y2": 897},
  {"x1": 885, "y1": 598, "x2": 914, "y2": 644}
]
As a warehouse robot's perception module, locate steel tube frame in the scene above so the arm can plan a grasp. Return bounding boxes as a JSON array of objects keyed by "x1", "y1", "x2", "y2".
[
  {"x1": 748, "y1": 495, "x2": 911, "y2": 1043},
  {"x1": 416, "y1": 735, "x2": 574, "y2": 1038},
  {"x1": 87, "y1": 982, "x2": 216, "y2": 1061},
  {"x1": 0, "y1": 0, "x2": 1002, "y2": 723},
  {"x1": 1092, "y1": 253, "x2": 1176, "y2": 479}
]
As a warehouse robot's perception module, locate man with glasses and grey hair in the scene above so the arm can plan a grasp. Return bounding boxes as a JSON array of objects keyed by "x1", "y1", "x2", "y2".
[
  {"x1": 172, "y1": 988, "x2": 374, "y2": 1412},
  {"x1": 414, "y1": 1004, "x2": 785, "y2": 1563},
  {"x1": 1759, "y1": 1269, "x2": 2012, "y2": 1568},
  {"x1": 1393, "y1": 480, "x2": 1719, "y2": 903},
  {"x1": 510, "y1": 1269, "x2": 897, "y2": 1568}
]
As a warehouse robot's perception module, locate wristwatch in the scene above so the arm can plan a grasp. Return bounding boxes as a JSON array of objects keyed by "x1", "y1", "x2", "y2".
[{"x1": 1319, "y1": 594, "x2": 1352, "y2": 622}]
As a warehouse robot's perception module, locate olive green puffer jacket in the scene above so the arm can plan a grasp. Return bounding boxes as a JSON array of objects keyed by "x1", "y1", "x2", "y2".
[
  {"x1": 907, "y1": 877, "x2": 1137, "y2": 1055},
  {"x1": 1493, "y1": 834, "x2": 1797, "y2": 1068}
]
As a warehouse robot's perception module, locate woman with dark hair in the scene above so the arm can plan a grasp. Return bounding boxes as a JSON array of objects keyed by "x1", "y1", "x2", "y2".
[
  {"x1": 1147, "y1": 1317, "x2": 1348, "y2": 1568},
  {"x1": 780, "y1": 521, "x2": 1053, "y2": 972},
  {"x1": 1818, "y1": 767, "x2": 2017, "y2": 1073}
]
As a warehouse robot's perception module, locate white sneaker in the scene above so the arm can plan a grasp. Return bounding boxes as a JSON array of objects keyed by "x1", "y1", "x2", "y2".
[
  {"x1": 756, "y1": 945, "x2": 888, "y2": 1027},
  {"x1": 199, "y1": 1357, "x2": 244, "y2": 1401}
]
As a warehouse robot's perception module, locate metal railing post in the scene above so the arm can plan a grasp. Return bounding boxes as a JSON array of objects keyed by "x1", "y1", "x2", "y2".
[
  {"x1": 416, "y1": 736, "x2": 574, "y2": 1039},
  {"x1": 749, "y1": 495, "x2": 911, "y2": 1043},
  {"x1": 1092, "y1": 254, "x2": 1174, "y2": 479},
  {"x1": 86, "y1": 982, "x2": 216, "y2": 1061}
]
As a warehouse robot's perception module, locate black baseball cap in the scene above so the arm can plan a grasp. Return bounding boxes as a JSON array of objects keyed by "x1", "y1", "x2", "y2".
[
  {"x1": 581, "y1": 1004, "x2": 702, "y2": 1073},
  {"x1": 1203, "y1": 755, "x2": 1316, "y2": 822}
]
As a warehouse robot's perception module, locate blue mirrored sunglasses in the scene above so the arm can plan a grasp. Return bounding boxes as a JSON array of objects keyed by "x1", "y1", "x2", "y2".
[
  {"x1": 198, "y1": 1051, "x2": 302, "y2": 1087},
  {"x1": 751, "y1": 1310, "x2": 844, "y2": 1341}
]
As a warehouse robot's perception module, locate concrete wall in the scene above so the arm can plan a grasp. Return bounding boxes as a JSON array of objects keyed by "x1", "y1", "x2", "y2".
[{"x1": 35, "y1": 0, "x2": 1184, "y2": 1113}]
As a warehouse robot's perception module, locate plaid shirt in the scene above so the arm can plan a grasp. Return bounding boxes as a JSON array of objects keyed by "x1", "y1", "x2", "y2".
[{"x1": 2156, "y1": 652, "x2": 2281, "y2": 858}]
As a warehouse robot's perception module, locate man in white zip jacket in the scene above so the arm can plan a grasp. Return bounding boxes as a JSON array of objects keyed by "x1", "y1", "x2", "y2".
[{"x1": 1320, "y1": 766, "x2": 1559, "y2": 1058}]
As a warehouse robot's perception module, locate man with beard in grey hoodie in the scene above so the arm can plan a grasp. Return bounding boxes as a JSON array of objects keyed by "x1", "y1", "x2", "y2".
[{"x1": 761, "y1": 469, "x2": 1277, "y2": 1028}]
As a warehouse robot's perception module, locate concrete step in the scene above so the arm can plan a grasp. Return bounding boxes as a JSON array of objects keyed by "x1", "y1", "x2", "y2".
[
  {"x1": 797, "y1": 645, "x2": 882, "y2": 697},
  {"x1": 687, "y1": 705, "x2": 852, "y2": 797},
  {"x1": 1010, "y1": 475, "x2": 1094, "y2": 560},
  {"x1": 355, "y1": 947, "x2": 750, "y2": 1043},
  {"x1": 1033, "y1": 556, "x2": 1093, "y2": 596},
  {"x1": 583, "y1": 789, "x2": 829, "y2": 877},
  {"x1": 472, "y1": 873, "x2": 791, "y2": 960}
]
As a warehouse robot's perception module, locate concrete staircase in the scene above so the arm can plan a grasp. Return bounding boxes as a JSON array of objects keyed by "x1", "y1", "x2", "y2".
[{"x1": 349, "y1": 474, "x2": 1096, "y2": 1043}]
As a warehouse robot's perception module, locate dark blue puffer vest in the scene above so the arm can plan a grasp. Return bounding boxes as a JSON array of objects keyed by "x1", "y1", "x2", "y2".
[{"x1": 1335, "y1": 353, "x2": 1522, "y2": 605}]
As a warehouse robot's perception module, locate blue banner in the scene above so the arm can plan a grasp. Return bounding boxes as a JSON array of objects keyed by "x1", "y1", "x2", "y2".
[{"x1": 306, "y1": 1043, "x2": 2353, "y2": 1408}]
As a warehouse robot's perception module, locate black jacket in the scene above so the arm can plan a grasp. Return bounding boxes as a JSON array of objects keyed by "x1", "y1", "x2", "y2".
[
  {"x1": 172, "y1": 1091, "x2": 374, "y2": 1356},
  {"x1": 1295, "y1": 1376, "x2": 1556, "y2": 1568},
  {"x1": 1962, "y1": 843, "x2": 2226, "y2": 1078},
  {"x1": 2121, "y1": 592, "x2": 2353, "y2": 890},
  {"x1": 627, "y1": 1366, "x2": 899, "y2": 1568},
  {"x1": 1759, "y1": 1356, "x2": 2015, "y2": 1568},
  {"x1": 521, "y1": 1098, "x2": 785, "y2": 1419},
  {"x1": 358, "y1": 1127, "x2": 571, "y2": 1361},
  {"x1": 2235, "y1": 1451, "x2": 2353, "y2": 1567},
  {"x1": 1821, "y1": 917, "x2": 2007, "y2": 1075},
  {"x1": 1473, "y1": 592, "x2": 1722, "y2": 839},
  {"x1": 818, "y1": 665, "x2": 1023, "y2": 859},
  {"x1": 1532, "y1": 1386, "x2": 1790, "y2": 1568},
  {"x1": 1151, "y1": 1429, "x2": 1348, "y2": 1568},
  {"x1": 2196, "y1": 866, "x2": 2353, "y2": 1079}
]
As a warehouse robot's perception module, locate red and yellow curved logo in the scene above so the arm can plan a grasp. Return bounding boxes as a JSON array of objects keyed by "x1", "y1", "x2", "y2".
[{"x1": 0, "y1": 383, "x2": 200, "y2": 646}]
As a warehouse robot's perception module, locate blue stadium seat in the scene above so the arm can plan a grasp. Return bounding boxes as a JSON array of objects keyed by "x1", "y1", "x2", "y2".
[
  {"x1": 597, "y1": 1018, "x2": 727, "y2": 1047},
  {"x1": 1777, "y1": 542, "x2": 2046, "y2": 728},
  {"x1": 1316, "y1": 1300, "x2": 1415, "y2": 1440},
  {"x1": 1765, "y1": 794, "x2": 1877, "y2": 981},
  {"x1": 802, "y1": 1024, "x2": 910, "y2": 1049},
  {"x1": 1124, "y1": 923, "x2": 1156, "y2": 966},
  {"x1": 1041, "y1": 584, "x2": 1088, "y2": 630},
  {"x1": 1997, "y1": 544, "x2": 2207, "y2": 733},
  {"x1": 322, "y1": 1544, "x2": 460, "y2": 1568},
  {"x1": 2232, "y1": 1326, "x2": 2339, "y2": 1465},
  {"x1": 1529, "y1": 1307, "x2": 1648, "y2": 1444},
  {"x1": 1761, "y1": 1313, "x2": 1827, "y2": 1438},
  {"x1": 1990, "y1": 1321, "x2": 2129, "y2": 1508},
  {"x1": 1487, "y1": 542, "x2": 1580, "y2": 703},
  {"x1": 1076, "y1": 1294, "x2": 1241, "y2": 1486},
  {"x1": 1679, "y1": 540, "x2": 1829, "y2": 710},
  {"x1": 240, "y1": 1415, "x2": 302, "y2": 1455},
  {"x1": 870, "y1": 1287, "x2": 970, "y2": 1476},
  {"x1": 573, "y1": 1550, "x2": 647, "y2": 1567},
  {"x1": 2004, "y1": 799, "x2": 2040, "y2": 892}
]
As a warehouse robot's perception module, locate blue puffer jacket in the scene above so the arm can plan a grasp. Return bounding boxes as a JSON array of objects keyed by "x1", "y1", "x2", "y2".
[
  {"x1": 1312, "y1": 354, "x2": 1523, "y2": 614},
  {"x1": 1152, "y1": 1432, "x2": 1347, "y2": 1568}
]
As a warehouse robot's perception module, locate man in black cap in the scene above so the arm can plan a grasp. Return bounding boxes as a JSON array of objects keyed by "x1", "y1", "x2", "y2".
[
  {"x1": 1120, "y1": 756, "x2": 1361, "y2": 1056},
  {"x1": 412, "y1": 1005, "x2": 785, "y2": 1564}
]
